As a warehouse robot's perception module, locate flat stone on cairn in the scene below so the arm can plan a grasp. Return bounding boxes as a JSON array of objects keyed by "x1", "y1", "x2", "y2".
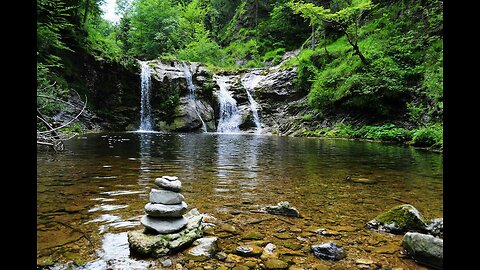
[{"x1": 141, "y1": 175, "x2": 188, "y2": 234}]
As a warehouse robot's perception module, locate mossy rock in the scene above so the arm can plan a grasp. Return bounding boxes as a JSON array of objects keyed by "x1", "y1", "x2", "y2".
[{"x1": 366, "y1": 204, "x2": 427, "y2": 234}]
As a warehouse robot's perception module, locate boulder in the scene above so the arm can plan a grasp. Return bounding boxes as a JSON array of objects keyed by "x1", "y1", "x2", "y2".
[
  {"x1": 311, "y1": 242, "x2": 346, "y2": 261},
  {"x1": 265, "y1": 201, "x2": 300, "y2": 217},
  {"x1": 366, "y1": 204, "x2": 428, "y2": 234},
  {"x1": 128, "y1": 209, "x2": 204, "y2": 257},
  {"x1": 402, "y1": 232, "x2": 443, "y2": 269}
]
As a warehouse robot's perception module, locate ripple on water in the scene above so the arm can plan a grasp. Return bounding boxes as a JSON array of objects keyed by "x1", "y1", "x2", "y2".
[
  {"x1": 88, "y1": 204, "x2": 129, "y2": 212},
  {"x1": 100, "y1": 190, "x2": 143, "y2": 196}
]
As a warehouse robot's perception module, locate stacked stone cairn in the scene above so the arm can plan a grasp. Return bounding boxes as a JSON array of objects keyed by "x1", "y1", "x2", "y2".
[
  {"x1": 128, "y1": 176, "x2": 204, "y2": 257},
  {"x1": 141, "y1": 175, "x2": 188, "y2": 234}
]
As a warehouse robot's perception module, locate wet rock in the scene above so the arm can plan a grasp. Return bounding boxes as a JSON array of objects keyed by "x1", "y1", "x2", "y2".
[
  {"x1": 366, "y1": 204, "x2": 428, "y2": 234},
  {"x1": 282, "y1": 240, "x2": 303, "y2": 251},
  {"x1": 242, "y1": 231, "x2": 264, "y2": 240},
  {"x1": 214, "y1": 251, "x2": 228, "y2": 261},
  {"x1": 345, "y1": 176, "x2": 377, "y2": 184},
  {"x1": 311, "y1": 242, "x2": 346, "y2": 261},
  {"x1": 232, "y1": 266, "x2": 249, "y2": 270},
  {"x1": 161, "y1": 258, "x2": 173, "y2": 267},
  {"x1": 150, "y1": 189, "x2": 185, "y2": 204},
  {"x1": 265, "y1": 201, "x2": 300, "y2": 217},
  {"x1": 426, "y1": 218, "x2": 443, "y2": 238},
  {"x1": 274, "y1": 232, "x2": 292, "y2": 239},
  {"x1": 236, "y1": 245, "x2": 263, "y2": 257},
  {"x1": 264, "y1": 243, "x2": 277, "y2": 254},
  {"x1": 264, "y1": 258, "x2": 289, "y2": 269},
  {"x1": 155, "y1": 178, "x2": 182, "y2": 192},
  {"x1": 402, "y1": 232, "x2": 443, "y2": 269},
  {"x1": 144, "y1": 201, "x2": 188, "y2": 218},
  {"x1": 373, "y1": 244, "x2": 399, "y2": 254},
  {"x1": 219, "y1": 224, "x2": 237, "y2": 234},
  {"x1": 315, "y1": 228, "x2": 341, "y2": 236},
  {"x1": 225, "y1": 254, "x2": 243, "y2": 263},
  {"x1": 128, "y1": 209, "x2": 203, "y2": 257},
  {"x1": 355, "y1": 258, "x2": 374, "y2": 265},
  {"x1": 312, "y1": 263, "x2": 329, "y2": 270},
  {"x1": 185, "y1": 237, "x2": 219, "y2": 261}
]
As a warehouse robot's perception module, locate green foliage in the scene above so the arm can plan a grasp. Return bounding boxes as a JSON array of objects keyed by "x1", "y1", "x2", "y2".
[
  {"x1": 303, "y1": 122, "x2": 442, "y2": 149},
  {"x1": 411, "y1": 124, "x2": 443, "y2": 149},
  {"x1": 301, "y1": 114, "x2": 313, "y2": 121},
  {"x1": 60, "y1": 123, "x2": 83, "y2": 133},
  {"x1": 127, "y1": 0, "x2": 182, "y2": 59},
  {"x1": 176, "y1": 33, "x2": 227, "y2": 64},
  {"x1": 351, "y1": 124, "x2": 412, "y2": 142},
  {"x1": 260, "y1": 48, "x2": 286, "y2": 65}
]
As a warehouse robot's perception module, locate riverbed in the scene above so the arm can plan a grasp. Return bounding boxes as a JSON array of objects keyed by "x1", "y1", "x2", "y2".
[{"x1": 37, "y1": 132, "x2": 442, "y2": 269}]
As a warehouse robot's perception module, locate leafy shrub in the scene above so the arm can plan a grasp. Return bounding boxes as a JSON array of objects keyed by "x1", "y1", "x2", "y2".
[
  {"x1": 411, "y1": 124, "x2": 443, "y2": 148},
  {"x1": 301, "y1": 114, "x2": 313, "y2": 121}
]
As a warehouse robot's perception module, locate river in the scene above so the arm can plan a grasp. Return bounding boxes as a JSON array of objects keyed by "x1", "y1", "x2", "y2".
[{"x1": 37, "y1": 132, "x2": 442, "y2": 269}]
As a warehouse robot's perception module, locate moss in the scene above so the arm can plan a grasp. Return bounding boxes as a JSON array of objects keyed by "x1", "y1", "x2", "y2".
[{"x1": 373, "y1": 204, "x2": 427, "y2": 233}]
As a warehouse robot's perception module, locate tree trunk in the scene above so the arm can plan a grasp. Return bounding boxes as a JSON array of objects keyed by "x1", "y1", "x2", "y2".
[
  {"x1": 352, "y1": 43, "x2": 367, "y2": 65},
  {"x1": 83, "y1": 0, "x2": 90, "y2": 25}
]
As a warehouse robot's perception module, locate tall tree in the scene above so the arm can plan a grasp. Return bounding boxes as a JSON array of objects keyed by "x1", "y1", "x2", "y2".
[{"x1": 288, "y1": 0, "x2": 373, "y2": 64}]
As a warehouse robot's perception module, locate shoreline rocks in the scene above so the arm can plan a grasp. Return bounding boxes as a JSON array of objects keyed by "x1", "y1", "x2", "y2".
[{"x1": 402, "y1": 232, "x2": 443, "y2": 269}]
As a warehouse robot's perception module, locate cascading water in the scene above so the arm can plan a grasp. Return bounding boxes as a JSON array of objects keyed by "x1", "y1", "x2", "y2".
[
  {"x1": 181, "y1": 62, "x2": 207, "y2": 132},
  {"x1": 214, "y1": 75, "x2": 241, "y2": 133},
  {"x1": 138, "y1": 61, "x2": 153, "y2": 131},
  {"x1": 241, "y1": 72, "x2": 264, "y2": 133}
]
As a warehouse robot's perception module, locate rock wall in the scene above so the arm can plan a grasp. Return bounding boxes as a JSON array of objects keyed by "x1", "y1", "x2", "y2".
[{"x1": 77, "y1": 52, "x2": 314, "y2": 135}]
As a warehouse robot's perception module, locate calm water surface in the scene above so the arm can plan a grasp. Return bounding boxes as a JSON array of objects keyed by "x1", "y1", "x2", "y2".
[{"x1": 37, "y1": 132, "x2": 443, "y2": 269}]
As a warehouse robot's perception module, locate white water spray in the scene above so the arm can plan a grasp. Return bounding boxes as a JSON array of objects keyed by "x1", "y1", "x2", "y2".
[
  {"x1": 241, "y1": 72, "x2": 264, "y2": 133},
  {"x1": 214, "y1": 76, "x2": 241, "y2": 133},
  {"x1": 181, "y1": 62, "x2": 207, "y2": 132},
  {"x1": 138, "y1": 61, "x2": 153, "y2": 131}
]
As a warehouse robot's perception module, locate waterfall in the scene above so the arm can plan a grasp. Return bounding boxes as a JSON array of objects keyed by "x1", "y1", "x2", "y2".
[
  {"x1": 241, "y1": 72, "x2": 264, "y2": 132},
  {"x1": 138, "y1": 61, "x2": 153, "y2": 131},
  {"x1": 214, "y1": 75, "x2": 241, "y2": 133},
  {"x1": 181, "y1": 62, "x2": 207, "y2": 132}
]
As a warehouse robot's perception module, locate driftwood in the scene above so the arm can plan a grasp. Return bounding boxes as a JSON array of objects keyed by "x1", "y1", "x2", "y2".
[{"x1": 37, "y1": 85, "x2": 87, "y2": 152}]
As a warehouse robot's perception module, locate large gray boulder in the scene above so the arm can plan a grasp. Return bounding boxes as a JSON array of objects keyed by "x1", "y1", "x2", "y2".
[
  {"x1": 366, "y1": 204, "x2": 428, "y2": 234},
  {"x1": 402, "y1": 232, "x2": 443, "y2": 269},
  {"x1": 128, "y1": 208, "x2": 204, "y2": 257}
]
